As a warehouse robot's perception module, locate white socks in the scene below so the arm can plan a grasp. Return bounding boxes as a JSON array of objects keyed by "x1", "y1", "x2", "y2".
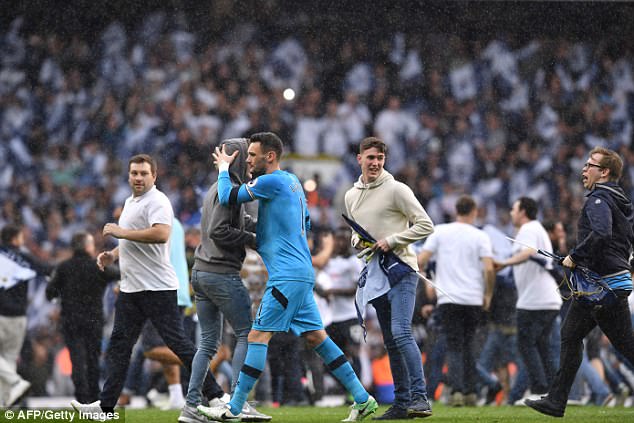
[{"x1": 168, "y1": 383, "x2": 185, "y2": 407}]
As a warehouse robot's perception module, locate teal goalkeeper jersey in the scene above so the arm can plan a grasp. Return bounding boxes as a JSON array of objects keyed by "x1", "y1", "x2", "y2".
[{"x1": 218, "y1": 169, "x2": 315, "y2": 285}]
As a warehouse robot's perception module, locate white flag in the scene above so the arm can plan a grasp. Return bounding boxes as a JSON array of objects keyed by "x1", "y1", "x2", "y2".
[{"x1": 0, "y1": 253, "x2": 36, "y2": 290}]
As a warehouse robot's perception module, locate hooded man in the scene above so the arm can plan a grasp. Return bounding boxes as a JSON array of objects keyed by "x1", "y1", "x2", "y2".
[{"x1": 180, "y1": 138, "x2": 270, "y2": 423}]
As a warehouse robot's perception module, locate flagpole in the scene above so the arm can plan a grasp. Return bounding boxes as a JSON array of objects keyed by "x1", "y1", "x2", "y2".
[
  {"x1": 414, "y1": 270, "x2": 459, "y2": 303},
  {"x1": 357, "y1": 248, "x2": 458, "y2": 303},
  {"x1": 505, "y1": 236, "x2": 563, "y2": 261}
]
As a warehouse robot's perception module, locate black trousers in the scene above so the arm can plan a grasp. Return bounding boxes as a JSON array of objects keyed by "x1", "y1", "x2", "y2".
[
  {"x1": 327, "y1": 318, "x2": 362, "y2": 379},
  {"x1": 516, "y1": 309, "x2": 559, "y2": 394},
  {"x1": 268, "y1": 331, "x2": 304, "y2": 404},
  {"x1": 99, "y1": 290, "x2": 224, "y2": 410},
  {"x1": 62, "y1": 317, "x2": 103, "y2": 404},
  {"x1": 549, "y1": 293, "x2": 634, "y2": 405},
  {"x1": 438, "y1": 303, "x2": 483, "y2": 394}
]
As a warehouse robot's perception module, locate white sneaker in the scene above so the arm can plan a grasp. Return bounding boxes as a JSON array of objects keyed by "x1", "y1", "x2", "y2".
[
  {"x1": 178, "y1": 404, "x2": 209, "y2": 423},
  {"x1": 241, "y1": 402, "x2": 272, "y2": 422},
  {"x1": 208, "y1": 395, "x2": 228, "y2": 407},
  {"x1": 70, "y1": 400, "x2": 113, "y2": 421},
  {"x1": 197, "y1": 403, "x2": 242, "y2": 422},
  {"x1": 7, "y1": 379, "x2": 30, "y2": 406}
]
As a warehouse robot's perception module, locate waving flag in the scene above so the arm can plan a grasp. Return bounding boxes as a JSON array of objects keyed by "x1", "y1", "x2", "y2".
[{"x1": 0, "y1": 250, "x2": 36, "y2": 290}]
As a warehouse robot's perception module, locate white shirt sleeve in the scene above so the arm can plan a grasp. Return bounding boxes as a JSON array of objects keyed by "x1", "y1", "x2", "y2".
[{"x1": 147, "y1": 194, "x2": 174, "y2": 227}]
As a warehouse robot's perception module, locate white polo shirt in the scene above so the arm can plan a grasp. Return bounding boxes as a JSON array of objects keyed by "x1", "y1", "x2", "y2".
[
  {"x1": 422, "y1": 222, "x2": 493, "y2": 306},
  {"x1": 118, "y1": 186, "x2": 179, "y2": 293},
  {"x1": 512, "y1": 220, "x2": 562, "y2": 311}
]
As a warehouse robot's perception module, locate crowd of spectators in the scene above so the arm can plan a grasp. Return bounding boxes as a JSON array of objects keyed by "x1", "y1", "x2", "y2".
[{"x1": 1, "y1": 8, "x2": 634, "y2": 403}]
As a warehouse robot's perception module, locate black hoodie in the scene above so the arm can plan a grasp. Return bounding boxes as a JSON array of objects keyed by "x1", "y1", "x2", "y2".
[
  {"x1": 570, "y1": 182, "x2": 634, "y2": 276},
  {"x1": 193, "y1": 138, "x2": 257, "y2": 273}
]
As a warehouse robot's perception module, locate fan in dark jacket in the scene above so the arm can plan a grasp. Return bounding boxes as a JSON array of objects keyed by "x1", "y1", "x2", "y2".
[
  {"x1": 46, "y1": 231, "x2": 120, "y2": 404},
  {"x1": 0, "y1": 223, "x2": 53, "y2": 407},
  {"x1": 526, "y1": 146, "x2": 634, "y2": 418}
]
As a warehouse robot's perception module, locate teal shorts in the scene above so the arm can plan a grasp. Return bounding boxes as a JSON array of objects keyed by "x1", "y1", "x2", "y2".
[{"x1": 253, "y1": 282, "x2": 323, "y2": 335}]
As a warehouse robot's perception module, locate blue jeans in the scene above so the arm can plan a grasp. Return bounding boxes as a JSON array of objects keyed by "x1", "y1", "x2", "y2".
[
  {"x1": 186, "y1": 270, "x2": 253, "y2": 406},
  {"x1": 424, "y1": 331, "x2": 446, "y2": 398},
  {"x1": 569, "y1": 353, "x2": 611, "y2": 402},
  {"x1": 371, "y1": 272, "x2": 427, "y2": 408},
  {"x1": 477, "y1": 327, "x2": 517, "y2": 390}
]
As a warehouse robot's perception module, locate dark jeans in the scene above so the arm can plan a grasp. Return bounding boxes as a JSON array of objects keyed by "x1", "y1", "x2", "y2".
[
  {"x1": 549, "y1": 293, "x2": 634, "y2": 405},
  {"x1": 99, "y1": 290, "x2": 223, "y2": 410},
  {"x1": 438, "y1": 303, "x2": 483, "y2": 394},
  {"x1": 516, "y1": 309, "x2": 558, "y2": 394},
  {"x1": 424, "y1": 331, "x2": 446, "y2": 398},
  {"x1": 477, "y1": 326, "x2": 517, "y2": 391},
  {"x1": 268, "y1": 331, "x2": 304, "y2": 404},
  {"x1": 62, "y1": 317, "x2": 103, "y2": 403},
  {"x1": 326, "y1": 318, "x2": 362, "y2": 378}
]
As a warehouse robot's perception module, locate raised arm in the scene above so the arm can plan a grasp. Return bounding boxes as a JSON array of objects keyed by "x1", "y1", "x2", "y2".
[{"x1": 213, "y1": 145, "x2": 254, "y2": 206}]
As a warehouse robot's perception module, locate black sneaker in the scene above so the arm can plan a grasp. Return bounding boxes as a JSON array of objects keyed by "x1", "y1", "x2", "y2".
[
  {"x1": 372, "y1": 406, "x2": 412, "y2": 420},
  {"x1": 407, "y1": 396, "x2": 432, "y2": 418},
  {"x1": 525, "y1": 396, "x2": 565, "y2": 418}
]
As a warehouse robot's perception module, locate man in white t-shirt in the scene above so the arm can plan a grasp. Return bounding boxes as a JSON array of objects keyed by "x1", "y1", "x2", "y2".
[
  {"x1": 71, "y1": 154, "x2": 225, "y2": 419},
  {"x1": 418, "y1": 195, "x2": 495, "y2": 406},
  {"x1": 322, "y1": 229, "x2": 365, "y2": 382},
  {"x1": 495, "y1": 197, "x2": 562, "y2": 398}
]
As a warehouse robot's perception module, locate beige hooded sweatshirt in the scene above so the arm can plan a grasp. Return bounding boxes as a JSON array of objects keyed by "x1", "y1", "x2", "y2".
[{"x1": 344, "y1": 169, "x2": 434, "y2": 270}]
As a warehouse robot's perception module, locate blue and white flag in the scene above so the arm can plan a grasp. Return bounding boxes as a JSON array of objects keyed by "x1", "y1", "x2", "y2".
[
  {"x1": 355, "y1": 254, "x2": 390, "y2": 322},
  {"x1": 343, "y1": 214, "x2": 415, "y2": 340},
  {"x1": 0, "y1": 250, "x2": 36, "y2": 290}
]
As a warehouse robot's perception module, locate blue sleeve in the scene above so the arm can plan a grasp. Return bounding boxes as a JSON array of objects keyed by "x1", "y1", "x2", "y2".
[
  {"x1": 244, "y1": 174, "x2": 279, "y2": 200},
  {"x1": 218, "y1": 171, "x2": 279, "y2": 206},
  {"x1": 217, "y1": 170, "x2": 253, "y2": 205},
  {"x1": 296, "y1": 175, "x2": 311, "y2": 231}
]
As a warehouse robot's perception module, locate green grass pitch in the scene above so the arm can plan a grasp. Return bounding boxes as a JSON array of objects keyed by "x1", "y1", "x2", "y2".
[{"x1": 5, "y1": 404, "x2": 634, "y2": 422}]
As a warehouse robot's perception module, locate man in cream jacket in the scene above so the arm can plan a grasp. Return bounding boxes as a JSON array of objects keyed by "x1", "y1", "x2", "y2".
[{"x1": 345, "y1": 137, "x2": 434, "y2": 420}]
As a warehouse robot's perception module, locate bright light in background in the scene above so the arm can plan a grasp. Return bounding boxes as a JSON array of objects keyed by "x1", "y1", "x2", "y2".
[
  {"x1": 303, "y1": 179, "x2": 317, "y2": 192},
  {"x1": 283, "y1": 88, "x2": 295, "y2": 101}
]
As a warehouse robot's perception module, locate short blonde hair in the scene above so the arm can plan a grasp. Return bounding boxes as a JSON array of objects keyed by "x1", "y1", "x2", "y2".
[{"x1": 590, "y1": 147, "x2": 623, "y2": 181}]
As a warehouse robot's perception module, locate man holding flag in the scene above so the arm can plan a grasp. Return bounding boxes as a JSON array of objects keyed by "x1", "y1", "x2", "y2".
[
  {"x1": 526, "y1": 147, "x2": 634, "y2": 417},
  {"x1": 344, "y1": 137, "x2": 434, "y2": 420},
  {"x1": 0, "y1": 224, "x2": 52, "y2": 406}
]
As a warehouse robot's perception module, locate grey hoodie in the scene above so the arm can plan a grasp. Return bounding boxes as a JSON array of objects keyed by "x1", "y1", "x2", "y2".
[
  {"x1": 193, "y1": 138, "x2": 256, "y2": 273},
  {"x1": 344, "y1": 169, "x2": 434, "y2": 270}
]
